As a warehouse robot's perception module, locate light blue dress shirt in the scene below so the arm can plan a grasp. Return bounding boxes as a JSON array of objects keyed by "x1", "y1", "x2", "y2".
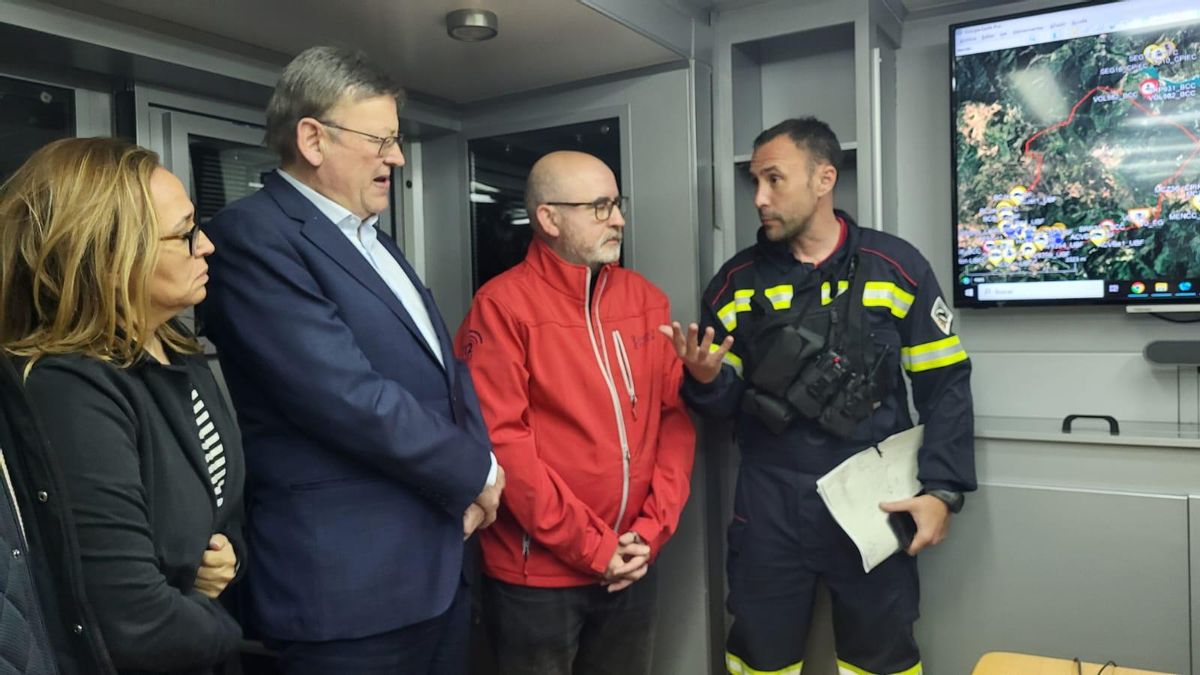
[
  {"x1": 277, "y1": 170, "x2": 444, "y2": 366},
  {"x1": 277, "y1": 170, "x2": 498, "y2": 487}
]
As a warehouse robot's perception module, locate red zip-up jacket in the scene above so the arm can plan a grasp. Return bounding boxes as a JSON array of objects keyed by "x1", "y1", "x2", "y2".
[{"x1": 454, "y1": 237, "x2": 696, "y2": 587}]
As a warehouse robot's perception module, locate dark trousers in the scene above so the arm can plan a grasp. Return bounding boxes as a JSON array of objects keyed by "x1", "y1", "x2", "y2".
[
  {"x1": 725, "y1": 462, "x2": 921, "y2": 675},
  {"x1": 482, "y1": 569, "x2": 658, "y2": 675},
  {"x1": 270, "y1": 582, "x2": 470, "y2": 675}
]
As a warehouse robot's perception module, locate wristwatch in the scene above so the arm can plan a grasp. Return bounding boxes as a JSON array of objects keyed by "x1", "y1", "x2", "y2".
[{"x1": 924, "y1": 489, "x2": 964, "y2": 514}]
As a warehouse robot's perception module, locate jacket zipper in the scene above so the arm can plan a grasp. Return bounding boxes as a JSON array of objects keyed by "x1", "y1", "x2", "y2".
[
  {"x1": 583, "y1": 270, "x2": 632, "y2": 531},
  {"x1": 521, "y1": 533, "x2": 531, "y2": 578},
  {"x1": 612, "y1": 330, "x2": 637, "y2": 420}
]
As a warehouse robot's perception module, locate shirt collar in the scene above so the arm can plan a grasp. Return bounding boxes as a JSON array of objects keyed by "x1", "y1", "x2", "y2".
[{"x1": 276, "y1": 169, "x2": 379, "y2": 233}]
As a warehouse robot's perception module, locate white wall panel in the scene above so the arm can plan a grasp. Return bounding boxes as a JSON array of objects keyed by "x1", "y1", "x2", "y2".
[{"x1": 968, "y1": 352, "x2": 1182, "y2": 423}]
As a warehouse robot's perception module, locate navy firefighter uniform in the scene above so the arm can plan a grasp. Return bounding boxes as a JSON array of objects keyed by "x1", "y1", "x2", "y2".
[{"x1": 684, "y1": 211, "x2": 975, "y2": 675}]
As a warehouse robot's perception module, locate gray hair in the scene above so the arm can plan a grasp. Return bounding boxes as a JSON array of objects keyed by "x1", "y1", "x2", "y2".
[{"x1": 265, "y1": 46, "x2": 404, "y2": 164}]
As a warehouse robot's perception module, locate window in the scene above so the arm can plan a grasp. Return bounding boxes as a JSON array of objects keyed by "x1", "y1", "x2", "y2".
[
  {"x1": 189, "y1": 135, "x2": 278, "y2": 223},
  {"x1": 0, "y1": 75, "x2": 74, "y2": 183},
  {"x1": 468, "y1": 118, "x2": 621, "y2": 290}
]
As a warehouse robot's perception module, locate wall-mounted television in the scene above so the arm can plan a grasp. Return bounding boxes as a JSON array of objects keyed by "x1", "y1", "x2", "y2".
[{"x1": 951, "y1": 0, "x2": 1200, "y2": 307}]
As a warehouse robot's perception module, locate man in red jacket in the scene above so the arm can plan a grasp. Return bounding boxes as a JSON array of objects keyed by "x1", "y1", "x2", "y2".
[{"x1": 454, "y1": 150, "x2": 696, "y2": 675}]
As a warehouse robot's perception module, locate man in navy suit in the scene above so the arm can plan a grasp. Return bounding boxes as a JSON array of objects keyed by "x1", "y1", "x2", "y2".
[{"x1": 200, "y1": 46, "x2": 503, "y2": 675}]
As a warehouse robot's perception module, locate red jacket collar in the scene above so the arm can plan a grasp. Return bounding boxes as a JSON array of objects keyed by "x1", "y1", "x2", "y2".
[
  {"x1": 524, "y1": 236, "x2": 617, "y2": 299},
  {"x1": 813, "y1": 216, "x2": 849, "y2": 268}
]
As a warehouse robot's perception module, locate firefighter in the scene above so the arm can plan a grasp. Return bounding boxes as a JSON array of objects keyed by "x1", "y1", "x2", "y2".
[{"x1": 666, "y1": 117, "x2": 976, "y2": 675}]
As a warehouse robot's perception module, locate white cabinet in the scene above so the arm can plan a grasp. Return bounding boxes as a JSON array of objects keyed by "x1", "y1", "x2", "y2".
[
  {"x1": 920, "y1": 482, "x2": 1191, "y2": 673},
  {"x1": 728, "y1": 23, "x2": 861, "y2": 250},
  {"x1": 913, "y1": 423, "x2": 1200, "y2": 674},
  {"x1": 712, "y1": 0, "x2": 901, "y2": 270}
]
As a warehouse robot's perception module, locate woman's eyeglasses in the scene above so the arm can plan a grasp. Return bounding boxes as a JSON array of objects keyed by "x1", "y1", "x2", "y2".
[{"x1": 159, "y1": 220, "x2": 201, "y2": 257}]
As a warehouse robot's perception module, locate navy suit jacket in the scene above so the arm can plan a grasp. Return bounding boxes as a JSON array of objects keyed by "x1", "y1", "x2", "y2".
[{"x1": 199, "y1": 171, "x2": 492, "y2": 642}]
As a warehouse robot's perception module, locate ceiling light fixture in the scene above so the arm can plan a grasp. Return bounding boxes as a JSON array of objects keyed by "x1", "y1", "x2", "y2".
[{"x1": 446, "y1": 9, "x2": 498, "y2": 42}]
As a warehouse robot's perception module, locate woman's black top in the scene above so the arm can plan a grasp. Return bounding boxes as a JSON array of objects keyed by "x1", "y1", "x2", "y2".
[{"x1": 22, "y1": 349, "x2": 245, "y2": 674}]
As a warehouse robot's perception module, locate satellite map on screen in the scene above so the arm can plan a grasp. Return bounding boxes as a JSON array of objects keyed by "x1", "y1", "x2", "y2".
[{"x1": 954, "y1": 20, "x2": 1200, "y2": 292}]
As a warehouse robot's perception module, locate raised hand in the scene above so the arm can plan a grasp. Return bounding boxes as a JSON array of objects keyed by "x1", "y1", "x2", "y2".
[{"x1": 659, "y1": 321, "x2": 734, "y2": 384}]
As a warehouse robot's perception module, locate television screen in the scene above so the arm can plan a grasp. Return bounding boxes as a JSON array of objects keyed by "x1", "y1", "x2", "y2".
[{"x1": 951, "y1": 0, "x2": 1200, "y2": 307}]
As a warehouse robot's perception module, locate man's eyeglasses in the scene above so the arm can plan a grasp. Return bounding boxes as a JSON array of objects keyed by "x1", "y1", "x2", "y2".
[
  {"x1": 543, "y1": 196, "x2": 628, "y2": 222},
  {"x1": 318, "y1": 120, "x2": 403, "y2": 157},
  {"x1": 159, "y1": 220, "x2": 201, "y2": 257}
]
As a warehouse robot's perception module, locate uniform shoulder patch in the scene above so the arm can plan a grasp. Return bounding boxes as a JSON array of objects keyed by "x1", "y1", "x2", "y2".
[{"x1": 931, "y1": 296, "x2": 954, "y2": 336}]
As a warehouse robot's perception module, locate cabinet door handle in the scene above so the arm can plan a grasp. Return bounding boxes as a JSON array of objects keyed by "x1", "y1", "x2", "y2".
[{"x1": 1061, "y1": 414, "x2": 1119, "y2": 436}]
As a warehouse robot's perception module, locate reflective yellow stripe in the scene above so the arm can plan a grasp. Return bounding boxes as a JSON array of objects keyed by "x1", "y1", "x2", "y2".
[
  {"x1": 710, "y1": 344, "x2": 743, "y2": 377},
  {"x1": 764, "y1": 284, "x2": 794, "y2": 310},
  {"x1": 727, "y1": 652, "x2": 803, "y2": 675},
  {"x1": 717, "y1": 289, "x2": 755, "y2": 331},
  {"x1": 717, "y1": 301, "x2": 738, "y2": 331},
  {"x1": 901, "y1": 335, "x2": 967, "y2": 373},
  {"x1": 862, "y1": 281, "x2": 915, "y2": 319},
  {"x1": 820, "y1": 280, "x2": 850, "y2": 305},
  {"x1": 906, "y1": 335, "x2": 961, "y2": 356},
  {"x1": 837, "y1": 660, "x2": 922, "y2": 675},
  {"x1": 908, "y1": 350, "x2": 968, "y2": 372}
]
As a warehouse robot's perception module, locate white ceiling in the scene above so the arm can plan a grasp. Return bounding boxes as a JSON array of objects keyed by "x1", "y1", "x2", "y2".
[
  {"x1": 898, "y1": 0, "x2": 1026, "y2": 15},
  {"x1": 901, "y1": 0, "x2": 984, "y2": 11},
  {"x1": 44, "y1": 0, "x2": 684, "y2": 105},
  {"x1": 40, "y1": 0, "x2": 1033, "y2": 105},
  {"x1": 672, "y1": 0, "x2": 1028, "y2": 18}
]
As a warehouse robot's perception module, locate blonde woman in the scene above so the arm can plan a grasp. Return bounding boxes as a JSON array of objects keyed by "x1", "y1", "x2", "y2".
[{"x1": 0, "y1": 137, "x2": 244, "y2": 674}]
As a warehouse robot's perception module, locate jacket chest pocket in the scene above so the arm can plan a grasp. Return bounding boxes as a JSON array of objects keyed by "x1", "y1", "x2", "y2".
[
  {"x1": 868, "y1": 319, "x2": 903, "y2": 392},
  {"x1": 609, "y1": 328, "x2": 660, "y2": 422}
]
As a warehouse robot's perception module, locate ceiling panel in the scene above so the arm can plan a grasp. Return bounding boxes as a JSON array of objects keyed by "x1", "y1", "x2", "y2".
[
  {"x1": 672, "y1": 0, "x2": 1029, "y2": 17},
  {"x1": 901, "y1": 0, "x2": 1024, "y2": 13},
  {"x1": 44, "y1": 0, "x2": 684, "y2": 104},
  {"x1": 667, "y1": 0, "x2": 768, "y2": 12}
]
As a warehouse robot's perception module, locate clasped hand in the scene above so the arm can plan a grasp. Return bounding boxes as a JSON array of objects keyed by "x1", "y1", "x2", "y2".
[
  {"x1": 194, "y1": 533, "x2": 237, "y2": 599},
  {"x1": 464, "y1": 465, "x2": 506, "y2": 540},
  {"x1": 601, "y1": 532, "x2": 650, "y2": 593}
]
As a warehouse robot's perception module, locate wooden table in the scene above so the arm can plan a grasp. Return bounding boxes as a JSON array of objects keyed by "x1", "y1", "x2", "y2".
[{"x1": 972, "y1": 652, "x2": 1175, "y2": 675}]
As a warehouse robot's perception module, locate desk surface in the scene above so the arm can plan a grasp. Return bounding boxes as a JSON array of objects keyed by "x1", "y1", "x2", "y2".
[{"x1": 972, "y1": 651, "x2": 1174, "y2": 675}]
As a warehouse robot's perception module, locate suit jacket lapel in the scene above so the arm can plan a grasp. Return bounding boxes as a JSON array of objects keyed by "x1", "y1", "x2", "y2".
[
  {"x1": 376, "y1": 234, "x2": 457, "y2": 376},
  {"x1": 263, "y1": 173, "x2": 443, "y2": 367}
]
